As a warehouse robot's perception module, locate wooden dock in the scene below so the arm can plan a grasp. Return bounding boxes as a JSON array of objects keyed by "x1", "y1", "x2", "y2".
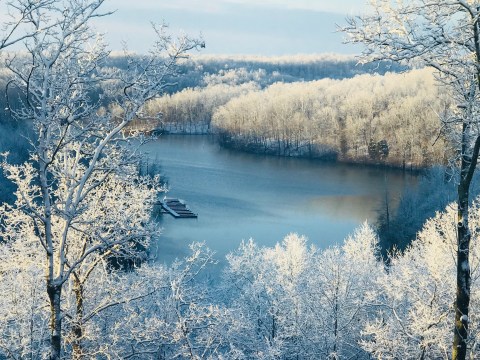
[{"x1": 159, "y1": 198, "x2": 198, "y2": 218}]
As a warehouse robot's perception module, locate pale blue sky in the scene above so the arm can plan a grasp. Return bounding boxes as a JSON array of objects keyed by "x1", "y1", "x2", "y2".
[{"x1": 96, "y1": 0, "x2": 368, "y2": 55}]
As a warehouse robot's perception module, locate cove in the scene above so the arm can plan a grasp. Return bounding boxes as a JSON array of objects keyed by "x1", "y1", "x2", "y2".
[{"x1": 141, "y1": 135, "x2": 415, "y2": 264}]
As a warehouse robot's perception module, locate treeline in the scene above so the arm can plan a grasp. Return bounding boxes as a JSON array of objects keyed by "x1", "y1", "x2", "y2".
[
  {"x1": 107, "y1": 53, "x2": 406, "y2": 93},
  {"x1": 2, "y1": 205, "x2": 480, "y2": 358},
  {"x1": 211, "y1": 69, "x2": 448, "y2": 168},
  {"x1": 139, "y1": 82, "x2": 259, "y2": 134}
]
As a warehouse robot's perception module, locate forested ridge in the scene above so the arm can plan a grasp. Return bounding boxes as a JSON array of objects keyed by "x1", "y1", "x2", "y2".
[
  {"x1": 107, "y1": 53, "x2": 405, "y2": 93},
  {"x1": 140, "y1": 66, "x2": 448, "y2": 169},
  {"x1": 211, "y1": 69, "x2": 447, "y2": 168}
]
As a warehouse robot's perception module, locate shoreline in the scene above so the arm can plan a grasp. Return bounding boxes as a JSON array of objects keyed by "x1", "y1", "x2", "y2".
[{"x1": 155, "y1": 131, "x2": 425, "y2": 175}]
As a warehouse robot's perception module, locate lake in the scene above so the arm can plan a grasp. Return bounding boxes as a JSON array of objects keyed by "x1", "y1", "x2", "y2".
[{"x1": 141, "y1": 135, "x2": 414, "y2": 264}]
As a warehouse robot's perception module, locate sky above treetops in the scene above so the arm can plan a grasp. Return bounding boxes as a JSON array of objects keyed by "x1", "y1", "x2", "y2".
[{"x1": 95, "y1": 0, "x2": 368, "y2": 55}]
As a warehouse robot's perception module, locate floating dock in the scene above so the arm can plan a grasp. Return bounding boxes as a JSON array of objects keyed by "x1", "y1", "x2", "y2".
[{"x1": 159, "y1": 198, "x2": 198, "y2": 218}]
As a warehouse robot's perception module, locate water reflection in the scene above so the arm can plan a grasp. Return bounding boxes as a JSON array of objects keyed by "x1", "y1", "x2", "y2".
[
  {"x1": 307, "y1": 195, "x2": 382, "y2": 221},
  {"x1": 142, "y1": 135, "x2": 415, "y2": 264}
]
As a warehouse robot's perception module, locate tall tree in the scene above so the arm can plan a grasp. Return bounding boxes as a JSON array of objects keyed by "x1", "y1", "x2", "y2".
[
  {"x1": 343, "y1": 1, "x2": 480, "y2": 358},
  {"x1": 0, "y1": 1, "x2": 201, "y2": 358}
]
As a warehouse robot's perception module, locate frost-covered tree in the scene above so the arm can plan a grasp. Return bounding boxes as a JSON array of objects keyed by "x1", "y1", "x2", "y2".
[
  {"x1": 301, "y1": 224, "x2": 382, "y2": 359},
  {"x1": 344, "y1": 2, "x2": 480, "y2": 357},
  {"x1": 0, "y1": 0, "x2": 201, "y2": 358},
  {"x1": 222, "y1": 239, "x2": 285, "y2": 358},
  {"x1": 223, "y1": 226, "x2": 382, "y2": 359},
  {"x1": 90, "y1": 242, "x2": 232, "y2": 360},
  {"x1": 363, "y1": 199, "x2": 480, "y2": 359}
]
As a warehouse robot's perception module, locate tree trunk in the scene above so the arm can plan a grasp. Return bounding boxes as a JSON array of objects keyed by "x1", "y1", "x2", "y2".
[
  {"x1": 452, "y1": 124, "x2": 480, "y2": 360},
  {"x1": 333, "y1": 273, "x2": 339, "y2": 357},
  {"x1": 72, "y1": 278, "x2": 85, "y2": 359},
  {"x1": 47, "y1": 282, "x2": 62, "y2": 360},
  {"x1": 453, "y1": 182, "x2": 472, "y2": 360},
  {"x1": 455, "y1": 12, "x2": 480, "y2": 358}
]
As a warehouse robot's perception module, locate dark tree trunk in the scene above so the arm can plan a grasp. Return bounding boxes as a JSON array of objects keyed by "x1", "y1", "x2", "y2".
[
  {"x1": 72, "y1": 278, "x2": 85, "y2": 359},
  {"x1": 453, "y1": 182, "x2": 472, "y2": 360},
  {"x1": 47, "y1": 282, "x2": 62, "y2": 360},
  {"x1": 452, "y1": 131, "x2": 480, "y2": 360},
  {"x1": 454, "y1": 11, "x2": 480, "y2": 358},
  {"x1": 452, "y1": 184, "x2": 471, "y2": 359}
]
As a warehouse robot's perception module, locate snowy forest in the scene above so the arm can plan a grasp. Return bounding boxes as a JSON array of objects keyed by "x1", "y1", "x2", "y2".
[
  {"x1": 142, "y1": 66, "x2": 445, "y2": 168},
  {"x1": 1, "y1": 0, "x2": 480, "y2": 359}
]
